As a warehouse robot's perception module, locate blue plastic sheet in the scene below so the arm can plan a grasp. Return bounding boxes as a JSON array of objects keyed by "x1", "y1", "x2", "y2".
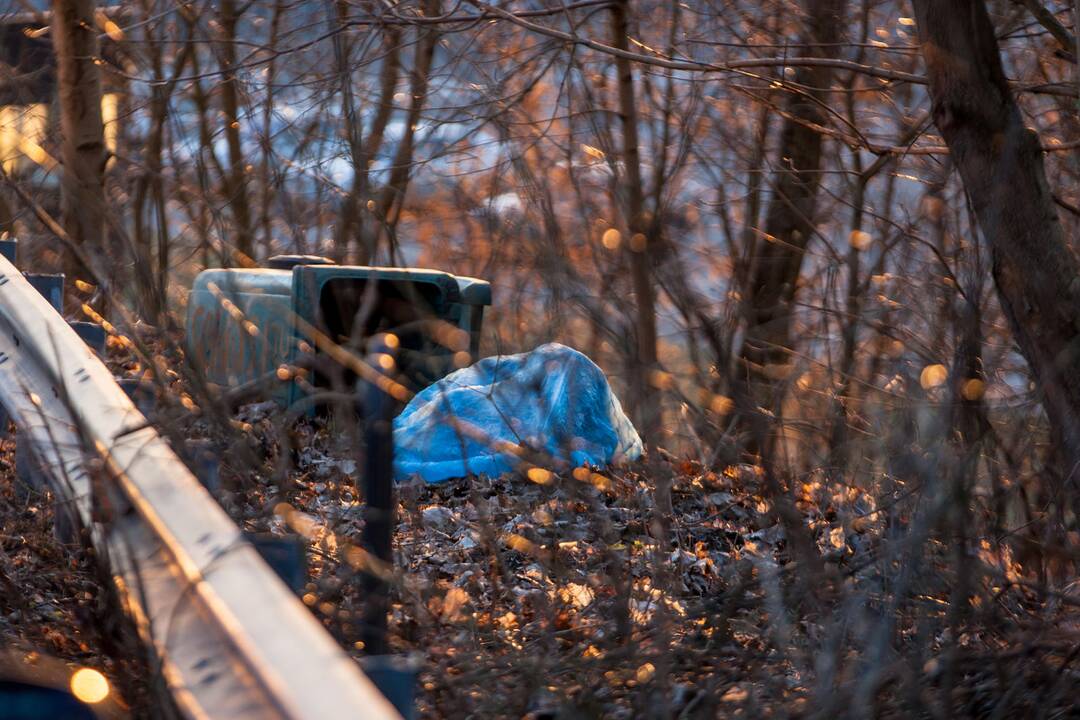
[{"x1": 394, "y1": 343, "x2": 642, "y2": 482}]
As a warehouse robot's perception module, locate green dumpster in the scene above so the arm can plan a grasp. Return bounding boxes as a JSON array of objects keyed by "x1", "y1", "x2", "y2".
[{"x1": 186, "y1": 256, "x2": 491, "y2": 406}]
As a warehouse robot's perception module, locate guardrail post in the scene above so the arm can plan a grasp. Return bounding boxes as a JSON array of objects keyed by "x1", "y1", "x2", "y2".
[
  {"x1": 118, "y1": 378, "x2": 155, "y2": 416},
  {"x1": 361, "y1": 335, "x2": 400, "y2": 658},
  {"x1": 245, "y1": 532, "x2": 308, "y2": 595},
  {"x1": 69, "y1": 321, "x2": 106, "y2": 356},
  {"x1": 0, "y1": 239, "x2": 15, "y2": 264},
  {"x1": 25, "y1": 274, "x2": 63, "y2": 312},
  {"x1": 184, "y1": 438, "x2": 221, "y2": 493}
]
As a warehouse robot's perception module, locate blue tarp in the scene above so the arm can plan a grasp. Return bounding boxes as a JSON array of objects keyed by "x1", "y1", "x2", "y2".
[{"x1": 393, "y1": 343, "x2": 642, "y2": 482}]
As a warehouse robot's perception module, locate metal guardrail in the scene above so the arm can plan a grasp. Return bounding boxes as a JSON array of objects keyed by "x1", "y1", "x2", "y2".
[{"x1": 0, "y1": 254, "x2": 400, "y2": 720}]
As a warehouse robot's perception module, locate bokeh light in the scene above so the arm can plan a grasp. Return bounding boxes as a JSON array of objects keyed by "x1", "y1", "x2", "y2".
[{"x1": 70, "y1": 667, "x2": 109, "y2": 704}]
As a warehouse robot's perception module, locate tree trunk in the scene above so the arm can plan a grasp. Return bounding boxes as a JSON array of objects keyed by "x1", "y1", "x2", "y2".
[
  {"x1": 52, "y1": 0, "x2": 106, "y2": 282},
  {"x1": 736, "y1": 0, "x2": 846, "y2": 446},
  {"x1": 913, "y1": 0, "x2": 1080, "y2": 483},
  {"x1": 219, "y1": 0, "x2": 254, "y2": 263},
  {"x1": 611, "y1": 0, "x2": 660, "y2": 449},
  {"x1": 133, "y1": 3, "x2": 193, "y2": 320},
  {"x1": 372, "y1": 0, "x2": 439, "y2": 264},
  {"x1": 338, "y1": 5, "x2": 400, "y2": 264}
]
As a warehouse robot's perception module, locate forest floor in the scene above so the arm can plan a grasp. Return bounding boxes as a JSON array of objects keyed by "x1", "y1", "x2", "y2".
[
  {"x1": 221, "y1": 414, "x2": 776, "y2": 717},
  {"x1": 182, "y1": 403, "x2": 891, "y2": 717},
  {"x1": 211, "y1": 401, "x2": 1080, "y2": 719},
  {"x1": 0, "y1": 434, "x2": 157, "y2": 718},
  {"x1": 4, "y1": 344, "x2": 1080, "y2": 717},
  {"x1": 219, "y1": 407, "x2": 799, "y2": 718}
]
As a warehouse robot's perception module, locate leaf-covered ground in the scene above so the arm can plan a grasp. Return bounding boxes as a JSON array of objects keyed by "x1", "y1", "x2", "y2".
[
  {"x1": 7, "y1": 344, "x2": 1080, "y2": 718},
  {"x1": 207, "y1": 404, "x2": 1080, "y2": 719},
  {"x1": 0, "y1": 434, "x2": 156, "y2": 718}
]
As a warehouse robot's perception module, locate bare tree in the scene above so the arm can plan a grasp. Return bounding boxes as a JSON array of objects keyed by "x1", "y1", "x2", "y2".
[
  {"x1": 333, "y1": 5, "x2": 401, "y2": 263},
  {"x1": 914, "y1": 0, "x2": 1080, "y2": 494},
  {"x1": 610, "y1": 0, "x2": 659, "y2": 448},
  {"x1": 736, "y1": 0, "x2": 846, "y2": 447},
  {"x1": 218, "y1": 0, "x2": 254, "y2": 262},
  {"x1": 372, "y1": 0, "x2": 440, "y2": 264},
  {"x1": 52, "y1": 0, "x2": 106, "y2": 282}
]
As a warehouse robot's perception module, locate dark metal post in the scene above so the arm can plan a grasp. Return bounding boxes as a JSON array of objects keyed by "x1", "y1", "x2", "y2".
[
  {"x1": 361, "y1": 334, "x2": 399, "y2": 656},
  {"x1": 0, "y1": 239, "x2": 16, "y2": 264}
]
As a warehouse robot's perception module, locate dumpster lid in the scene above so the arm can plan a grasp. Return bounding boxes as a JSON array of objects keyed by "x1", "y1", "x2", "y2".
[
  {"x1": 266, "y1": 254, "x2": 337, "y2": 270},
  {"x1": 295, "y1": 265, "x2": 481, "y2": 307},
  {"x1": 455, "y1": 275, "x2": 492, "y2": 306}
]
